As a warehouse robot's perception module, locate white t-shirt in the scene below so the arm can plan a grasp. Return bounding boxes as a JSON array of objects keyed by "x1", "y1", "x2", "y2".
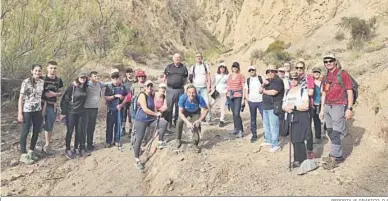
[
  {"x1": 243, "y1": 76, "x2": 263, "y2": 102},
  {"x1": 214, "y1": 74, "x2": 228, "y2": 94},
  {"x1": 282, "y1": 87, "x2": 308, "y2": 108},
  {"x1": 190, "y1": 63, "x2": 208, "y2": 88},
  {"x1": 282, "y1": 77, "x2": 290, "y2": 90}
]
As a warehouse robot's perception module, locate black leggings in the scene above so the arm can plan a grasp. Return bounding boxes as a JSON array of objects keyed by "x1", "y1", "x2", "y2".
[
  {"x1": 66, "y1": 113, "x2": 85, "y2": 150},
  {"x1": 312, "y1": 105, "x2": 322, "y2": 139},
  {"x1": 20, "y1": 111, "x2": 43, "y2": 153},
  {"x1": 293, "y1": 142, "x2": 307, "y2": 163},
  {"x1": 230, "y1": 97, "x2": 243, "y2": 132}
]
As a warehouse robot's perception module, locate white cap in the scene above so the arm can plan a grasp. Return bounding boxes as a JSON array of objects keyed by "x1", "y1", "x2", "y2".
[
  {"x1": 218, "y1": 62, "x2": 226, "y2": 67},
  {"x1": 158, "y1": 83, "x2": 167, "y2": 88},
  {"x1": 144, "y1": 80, "x2": 153, "y2": 86},
  {"x1": 248, "y1": 66, "x2": 256, "y2": 71}
]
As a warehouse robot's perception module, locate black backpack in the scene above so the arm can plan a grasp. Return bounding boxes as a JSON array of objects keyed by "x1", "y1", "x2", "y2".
[
  {"x1": 247, "y1": 76, "x2": 263, "y2": 94},
  {"x1": 336, "y1": 70, "x2": 359, "y2": 104},
  {"x1": 189, "y1": 63, "x2": 208, "y2": 83}
]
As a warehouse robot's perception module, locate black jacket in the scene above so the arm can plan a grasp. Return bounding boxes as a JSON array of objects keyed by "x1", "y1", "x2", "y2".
[{"x1": 60, "y1": 84, "x2": 87, "y2": 115}]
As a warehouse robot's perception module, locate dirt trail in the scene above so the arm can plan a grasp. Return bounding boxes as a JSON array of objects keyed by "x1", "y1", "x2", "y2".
[{"x1": 1, "y1": 105, "x2": 388, "y2": 196}]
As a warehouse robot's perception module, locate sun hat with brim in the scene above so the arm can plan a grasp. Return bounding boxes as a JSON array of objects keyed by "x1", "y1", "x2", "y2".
[
  {"x1": 323, "y1": 54, "x2": 336, "y2": 60},
  {"x1": 248, "y1": 66, "x2": 256, "y2": 71},
  {"x1": 312, "y1": 67, "x2": 322, "y2": 73},
  {"x1": 277, "y1": 67, "x2": 286, "y2": 72}
]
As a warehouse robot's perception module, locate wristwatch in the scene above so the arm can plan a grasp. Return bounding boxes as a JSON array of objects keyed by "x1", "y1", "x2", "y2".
[{"x1": 348, "y1": 107, "x2": 353, "y2": 111}]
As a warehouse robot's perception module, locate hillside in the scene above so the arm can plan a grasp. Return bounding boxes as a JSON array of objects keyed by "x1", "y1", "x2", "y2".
[{"x1": 1, "y1": 0, "x2": 388, "y2": 196}]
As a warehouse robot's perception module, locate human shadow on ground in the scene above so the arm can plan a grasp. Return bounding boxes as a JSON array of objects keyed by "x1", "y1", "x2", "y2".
[{"x1": 342, "y1": 118, "x2": 365, "y2": 159}]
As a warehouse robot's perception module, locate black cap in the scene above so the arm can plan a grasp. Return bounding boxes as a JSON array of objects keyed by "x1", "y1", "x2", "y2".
[{"x1": 232, "y1": 62, "x2": 240, "y2": 68}]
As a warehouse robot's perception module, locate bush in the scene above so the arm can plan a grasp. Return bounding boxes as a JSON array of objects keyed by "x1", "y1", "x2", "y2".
[
  {"x1": 250, "y1": 49, "x2": 264, "y2": 63},
  {"x1": 337, "y1": 16, "x2": 378, "y2": 49},
  {"x1": 265, "y1": 40, "x2": 287, "y2": 54},
  {"x1": 263, "y1": 51, "x2": 293, "y2": 68},
  {"x1": 334, "y1": 32, "x2": 345, "y2": 41}
]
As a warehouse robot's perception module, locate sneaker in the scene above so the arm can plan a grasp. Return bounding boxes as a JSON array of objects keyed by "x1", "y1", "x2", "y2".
[
  {"x1": 105, "y1": 143, "x2": 112, "y2": 148},
  {"x1": 65, "y1": 150, "x2": 75, "y2": 160},
  {"x1": 236, "y1": 131, "x2": 244, "y2": 138},
  {"x1": 157, "y1": 141, "x2": 168, "y2": 149},
  {"x1": 229, "y1": 129, "x2": 238, "y2": 135},
  {"x1": 87, "y1": 145, "x2": 96, "y2": 152},
  {"x1": 28, "y1": 150, "x2": 39, "y2": 161},
  {"x1": 74, "y1": 149, "x2": 83, "y2": 157},
  {"x1": 192, "y1": 145, "x2": 201, "y2": 153},
  {"x1": 313, "y1": 138, "x2": 322, "y2": 144},
  {"x1": 250, "y1": 137, "x2": 258, "y2": 143},
  {"x1": 219, "y1": 121, "x2": 225, "y2": 128},
  {"x1": 176, "y1": 139, "x2": 182, "y2": 148},
  {"x1": 42, "y1": 145, "x2": 54, "y2": 155},
  {"x1": 260, "y1": 142, "x2": 272, "y2": 147},
  {"x1": 269, "y1": 146, "x2": 281, "y2": 152},
  {"x1": 292, "y1": 161, "x2": 301, "y2": 168},
  {"x1": 82, "y1": 149, "x2": 91, "y2": 156},
  {"x1": 135, "y1": 161, "x2": 144, "y2": 170},
  {"x1": 19, "y1": 153, "x2": 34, "y2": 165}
]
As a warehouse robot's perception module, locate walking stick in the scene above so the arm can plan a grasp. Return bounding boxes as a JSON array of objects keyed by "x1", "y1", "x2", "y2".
[
  {"x1": 289, "y1": 112, "x2": 294, "y2": 172},
  {"x1": 117, "y1": 109, "x2": 123, "y2": 151}
]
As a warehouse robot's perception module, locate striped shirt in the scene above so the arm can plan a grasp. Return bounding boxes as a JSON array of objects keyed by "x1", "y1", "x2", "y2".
[{"x1": 227, "y1": 73, "x2": 245, "y2": 97}]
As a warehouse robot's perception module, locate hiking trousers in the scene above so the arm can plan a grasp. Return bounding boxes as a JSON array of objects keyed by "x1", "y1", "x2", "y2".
[
  {"x1": 312, "y1": 104, "x2": 322, "y2": 139},
  {"x1": 230, "y1": 97, "x2": 243, "y2": 132},
  {"x1": 166, "y1": 87, "x2": 184, "y2": 124},
  {"x1": 248, "y1": 101, "x2": 263, "y2": 137},
  {"x1": 20, "y1": 111, "x2": 43, "y2": 153},
  {"x1": 293, "y1": 142, "x2": 307, "y2": 163},
  {"x1": 323, "y1": 104, "x2": 347, "y2": 158},
  {"x1": 176, "y1": 111, "x2": 201, "y2": 146},
  {"x1": 66, "y1": 112, "x2": 85, "y2": 150},
  {"x1": 84, "y1": 108, "x2": 98, "y2": 148}
]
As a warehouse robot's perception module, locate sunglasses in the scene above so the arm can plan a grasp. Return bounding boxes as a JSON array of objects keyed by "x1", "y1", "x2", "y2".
[
  {"x1": 313, "y1": 71, "x2": 321, "y2": 73},
  {"x1": 278, "y1": 70, "x2": 285, "y2": 73},
  {"x1": 295, "y1": 67, "x2": 304, "y2": 70},
  {"x1": 146, "y1": 84, "x2": 153, "y2": 88},
  {"x1": 50, "y1": 67, "x2": 57, "y2": 69},
  {"x1": 270, "y1": 70, "x2": 278, "y2": 73},
  {"x1": 290, "y1": 78, "x2": 298, "y2": 81},
  {"x1": 248, "y1": 69, "x2": 256, "y2": 72},
  {"x1": 324, "y1": 60, "x2": 335, "y2": 64}
]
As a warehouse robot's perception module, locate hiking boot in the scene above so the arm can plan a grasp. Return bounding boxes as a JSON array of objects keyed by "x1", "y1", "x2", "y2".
[
  {"x1": 192, "y1": 145, "x2": 201, "y2": 153},
  {"x1": 229, "y1": 129, "x2": 238, "y2": 135},
  {"x1": 292, "y1": 161, "x2": 301, "y2": 168},
  {"x1": 157, "y1": 141, "x2": 168, "y2": 149},
  {"x1": 219, "y1": 121, "x2": 225, "y2": 128},
  {"x1": 19, "y1": 153, "x2": 34, "y2": 165},
  {"x1": 313, "y1": 138, "x2": 322, "y2": 144},
  {"x1": 269, "y1": 146, "x2": 281, "y2": 152},
  {"x1": 135, "y1": 161, "x2": 144, "y2": 170},
  {"x1": 65, "y1": 150, "x2": 75, "y2": 160},
  {"x1": 176, "y1": 139, "x2": 182, "y2": 148},
  {"x1": 74, "y1": 149, "x2": 83, "y2": 157},
  {"x1": 28, "y1": 150, "x2": 39, "y2": 161},
  {"x1": 322, "y1": 158, "x2": 339, "y2": 170},
  {"x1": 236, "y1": 131, "x2": 244, "y2": 138},
  {"x1": 250, "y1": 137, "x2": 258, "y2": 143},
  {"x1": 42, "y1": 145, "x2": 54, "y2": 155}
]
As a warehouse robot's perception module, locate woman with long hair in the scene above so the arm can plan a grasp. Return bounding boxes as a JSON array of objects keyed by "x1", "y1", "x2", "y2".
[
  {"x1": 17, "y1": 64, "x2": 45, "y2": 164},
  {"x1": 226, "y1": 62, "x2": 245, "y2": 137},
  {"x1": 282, "y1": 71, "x2": 312, "y2": 167},
  {"x1": 60, "y1": 72, "x2": 88, "y2": 159},
  {"x1": 212, "y1": 62, "x2": 229, "y2": 127}
]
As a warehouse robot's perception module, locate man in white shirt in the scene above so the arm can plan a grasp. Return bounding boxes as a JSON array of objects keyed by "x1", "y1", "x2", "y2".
[
  {"x1": 278, "y1": 67, "x2": 290, "y2": 90},
  {"x1": 189, "y1": 52, "x2": 212, "y2": 124},
  {"x1": 244, "y1": 66, "x2": 264, "y2": 143}
]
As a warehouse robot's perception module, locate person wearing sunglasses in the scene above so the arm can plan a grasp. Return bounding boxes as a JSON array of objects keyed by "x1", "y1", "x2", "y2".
[
  {"x1": 132, "y1": 80, "x2": 168, "y2": 170},
  {"x1": 282, "y1": 71, "x2": 312, "y2": 168},
  {"x1": 244, "y1": 66, "x2": 264, "y2": 143},
  {"x1": 17, "y1": 64, "x2": 45, "y2": 164},
  {"x1": 319, "y1": 54, "x2": 353, "y2": 170},
  {"x1": 60, "y1": 72, "x2": 89, "y2": 159},
  {"x1": 295, "y1": 61, "x2": 315, "y2": 159},
  {"x1": 260, "y1": 67, "x2": 284, "y2": 152}
]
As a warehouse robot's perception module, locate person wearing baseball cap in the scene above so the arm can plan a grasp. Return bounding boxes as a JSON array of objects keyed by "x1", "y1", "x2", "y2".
[
  {"x1": 244, "y1": 66, "x2": 264, "y2": 143},
  {"x1": 60, "y1": 70, "x2": 89, "y2": 159},
  {"x1": 259, "y1": 66, "x2": 284, "y2": 152},
  {"x1": 311, "y1": 67, "x2": 324, "y2": 145},
  {"x1": 320, "y1": 54, "x2": 354, "y2": 170},
  {"x1": 227, "y1": 61, "x2": 245, "y2": 138}
]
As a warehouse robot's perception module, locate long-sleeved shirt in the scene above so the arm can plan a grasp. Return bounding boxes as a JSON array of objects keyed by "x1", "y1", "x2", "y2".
[
  {"x1": 60, "y1": 84, "x2": 87, "y2": 115},
  {"x1": 227, "y1": 73, "x2": 245, "y2": 98}
]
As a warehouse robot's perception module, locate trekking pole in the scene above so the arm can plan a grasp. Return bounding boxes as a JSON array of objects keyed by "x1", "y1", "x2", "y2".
[
  {"x1": 117, "y1": 109, "x2": 123, "y2": 151},
  {"x1": 289, "y1": 112, "x2": 294, "y2": 172}
]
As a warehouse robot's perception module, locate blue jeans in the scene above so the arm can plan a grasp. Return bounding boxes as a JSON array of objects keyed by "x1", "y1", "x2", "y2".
[
  {"x1": 263, "y1": 109, "x2": 279, "y2": 147},
  {"x1": 248, "y1": 101, "x2": 263, "y2": 137},
  {"x1": 196, "y1": 87, "x2": 211, "y2": 122},
  {"x1": 43, "y1": 104, "x2": 56, "y2": 132}
]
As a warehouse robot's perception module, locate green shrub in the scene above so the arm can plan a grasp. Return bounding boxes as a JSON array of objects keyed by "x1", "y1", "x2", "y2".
[
  {"x1": 334, "y1": 32, "x2": 345, "y2": 41},
  {"x1": 265, "y1": 40, "x2": 287, "y2": 54},
  {"x1": 250, "y1": 49, "x2": 264, "y2": 63},
  {"x1": 337, "y1": 16, "x2": 378, "y2": 49},
  {"x1": 263, "y1": 51, "x2": 293, "y2": 68}
]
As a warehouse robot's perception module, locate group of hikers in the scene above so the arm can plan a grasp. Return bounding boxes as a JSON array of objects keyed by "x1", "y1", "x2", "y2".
[{"x1": 17, "y1": 52, "x2": 356, "y2": 172}]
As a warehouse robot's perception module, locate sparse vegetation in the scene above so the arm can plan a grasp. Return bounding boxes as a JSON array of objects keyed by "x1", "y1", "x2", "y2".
[
  {"x1": 337, "y1": 16, "x2": 378, "y2": 49},
  {"x1": 265, "y1": 40, "x2": 288, "y2": 54},
  {"x1": 250, "y1": 49, "x2": 264, "y2": 64},
  {"x1": 263, "y1": 51, "x2": 293, "y2": 68},
  {"x1": 334, "y1": 32, "x2": 345, "y2": 41}
]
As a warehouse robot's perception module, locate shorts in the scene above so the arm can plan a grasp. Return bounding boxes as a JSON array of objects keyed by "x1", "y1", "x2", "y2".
[{"x1": 43, "y1": 104, "x2": 57, "y2": 132}]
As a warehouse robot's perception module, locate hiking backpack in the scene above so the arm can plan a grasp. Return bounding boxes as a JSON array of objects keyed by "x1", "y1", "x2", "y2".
[
  {"x1": 336, "y1": 70, "x2": 358, "y2": 104},
  {"x1": 129, "y1": 92, "x2": 148, "y2": 117},
  {"x1": 247, "y1": 76, "x2": 263, "y2": 94},
  {"x1": 189, "y1": 63, "x2": 208, "y2": 83}
]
